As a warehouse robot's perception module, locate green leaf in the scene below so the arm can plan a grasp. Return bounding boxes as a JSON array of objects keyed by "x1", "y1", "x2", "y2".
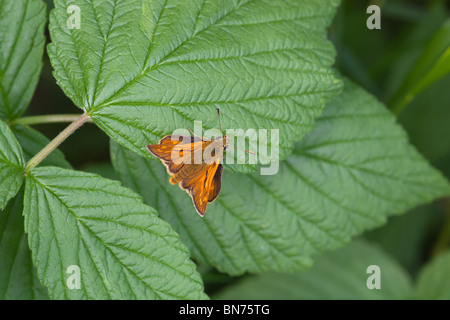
[
  {"x1": 48, "y1": 0, "x2": 342, "y2": 169},
  {"x1": 0, "y1": 0, "x2": 47, "y2": 120},
  {"x1": 0, "y1": 190, "x2": 48, "y2": 300},
  {"x1": 24, "y1": 166, "x2": 207, "y2": 300},
  {"x1": 111, "y1": 79, "x2": 450, "y2": 275},
  {"x1": 0, "y1": 121, "x2": 25, "y2": 209},
  {"x1": 398, "y1": 74, "x2": 450, "y2": 178},
  {"x1": 1, "y1": 124, "x2": 72, "y2": 300},
  {"x1": 414, "y1": 251, "x2": 450, "y2": 300},
  {"x1": 380, "y1": 3, "x2": 448, "y2": 102},
  {"x1": 12, "y1": 124, "x2": 72, "y2": 169},
  {"x1": 214, "y1": 240, "x2": 413, "y2": 300}
]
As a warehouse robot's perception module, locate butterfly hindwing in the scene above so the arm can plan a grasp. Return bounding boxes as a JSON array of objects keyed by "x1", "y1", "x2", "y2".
[
  {"x1": 170, "y1": 163, "x2": 206, "y2": 185},
  {"x1": 208, "y1": 164, "x2": 223, "y2": 203},
  {"x1": 179, "y1": 162, "x2": 220, "y2": 216}
]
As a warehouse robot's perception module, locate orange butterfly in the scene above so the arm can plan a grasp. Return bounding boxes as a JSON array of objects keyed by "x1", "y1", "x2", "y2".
[{"x1": 147, "y1": 109, "x2": 229, "y2": 216}]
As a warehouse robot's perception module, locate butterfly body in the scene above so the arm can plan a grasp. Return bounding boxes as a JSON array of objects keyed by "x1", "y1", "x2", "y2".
[{"x1": 147, "y1": 134, "x2": 228, "y2": 216}]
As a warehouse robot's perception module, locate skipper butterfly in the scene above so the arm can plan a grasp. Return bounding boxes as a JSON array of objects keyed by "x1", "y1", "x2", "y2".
[{"x1": 147, "y1": 109, "x2": 228, "y2": 216}]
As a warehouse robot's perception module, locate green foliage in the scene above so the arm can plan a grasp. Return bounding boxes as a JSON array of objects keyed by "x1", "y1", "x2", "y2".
[
  {"x1": 111, "y1": 79, "x2": 450, "y2": 275},
  {"x1": 399, "y1": 75, "x2": 450, "y2": 178},
  {"x1": 23, "y1": 167, "x2": 208, "y2": 300},
  {"x1": 12, "y1": 124, "x2": 71, "y2": 169},
  {"x1": 390, "y1": 18, "x2": 450, "y2": 114},
  {"x1": 214, "y1": 242, "x2": 450, "y2": 300},
  {"x1": 364, "y1": 205, "x2": 441, "y2": 274},
  {"x1": 214, "y1": 240, "x2": 413, "y2": 300},
  {"x1": 0, "y1": 191, "x2": 48, "y2": 300},
  {"x1": 0, "y1": 121, "x2": 25, "y2": 209},
  {"x1": 0, "y1": 0, "x2": 449, "y2": 300},
  {"x1": 48, "y1": 0, "x2": 342, "y2": 168},
  {"x1": 0, "y1": 0, "x2": 46, "y2": 120},
  {"x1": 414, "y1": 251, "x2": 450, "y2": 300},
  {"x1": 0, "y1": 122, "x2": 70, "y2": 300}
]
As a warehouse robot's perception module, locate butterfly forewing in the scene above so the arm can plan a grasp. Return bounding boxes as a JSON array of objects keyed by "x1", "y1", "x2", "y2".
[{"x1": 147, "y1": 135, "x2": 203, "y2": 174}]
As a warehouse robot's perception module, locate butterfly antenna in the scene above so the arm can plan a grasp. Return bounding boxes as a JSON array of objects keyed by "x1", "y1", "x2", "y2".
[
  {"x1": 217, "y1": 108, "x2": 223, "y2": 136},
  {"x1": 227, "y1": 142, "x2": 254, "y2": 155}
]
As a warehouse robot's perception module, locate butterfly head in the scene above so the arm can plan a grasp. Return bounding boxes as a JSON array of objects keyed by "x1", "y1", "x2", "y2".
[{"x1": 214, "y1": 134, "x2": 229, "y2": 150}]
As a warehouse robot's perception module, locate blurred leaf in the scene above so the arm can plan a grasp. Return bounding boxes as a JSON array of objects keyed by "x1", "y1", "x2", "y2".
[
  {"x1": 12, "y1": 124, "x2": 71, "y2": 169},
  {"x1": 111, "y1": 79, "x2": 450, "y2": 275},
  {"x1": 402, "y1": 18, "x2": 450, "y2": 87},
  {"x1": 0, "y1": 0, "x2": 46, "y2": 120},
  {"x1": 214, "y1": 240, "x2": 413, "y2": 300},
  {"x1": 332, "y1": 1, "x2": 448, "y2": 102},
  {"x1": 364, "y1": 204, "x2": 444, "y2": 274},
  {"x1": 48, "y1": 0, "x2": 342, "y2": 171},
  {"x1": 414, "y1": 250, "x2": 450, "y2": 300},
  {"x1": 0, "y1": 121, "x2": 25, "y2": 209},
  {"x1": 24, "y1": 167, "x2": 207, "y2": 300},
  {"x1": 0, "y1": 191, "x2": 48, "y2": 300},
  {"x1": 399, "y1": 74, "x2": 450, "y2": 178},
  {"x1": 381, "y1": 1, "x2": 425, "y2": 22},
  {"x1": 382, "y1": 3, "x2": 448, "y2": 100},
  {"x1": 390, "y1": 18, "x2": 450, "y2": 114}
]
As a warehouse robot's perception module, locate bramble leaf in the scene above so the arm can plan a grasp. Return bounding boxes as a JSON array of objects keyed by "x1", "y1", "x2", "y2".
[
  {"x1": 48, "y1": 0, "x2": 342, "y2": 171},
  {"x1": 0, "y1": 0, "x2": 46, "y2": 120},
  {"x1": 214, "y1": 240, "x2": 413, "y2": 300},
  {"x1": 24, "y1": 167, "x2": 207, "y2": 300},
  {"x1": 0, "y1": 191, "x2": 48, "y2": 300},
  {"x1": 0, "y1": 124, "x2": 72, "y2": 300},
  {"x1": 0, "y1": 121, "x2": 25, "y2": 209},
  {"x1": 111, "y1": 79, "x2": 450, "y2": 274}
]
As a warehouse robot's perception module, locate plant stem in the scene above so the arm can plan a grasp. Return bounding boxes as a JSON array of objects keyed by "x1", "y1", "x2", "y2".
[
  {"x1": 12, "y1": 114, "x2": 94, "y2": 126},
  {"x1": 24, "y1": 113, "x2": 90, "y2": 173},
  {"x1": 432, "y1": 198, "x2": 450, "y2": 257}
]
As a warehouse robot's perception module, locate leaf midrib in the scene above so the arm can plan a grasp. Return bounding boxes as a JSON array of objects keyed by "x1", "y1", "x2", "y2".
[
  {"x1": 88, "y1": 0, "x2": 256, "y2": 111},
  {"x1": 28, "y1": 173, "x2": 202, "y2": 299},
  {"x1": 90, "y1": 0, "x2": 119, "y2": 109},
  {"x1": 296, "y1": 150, "x2": 442, "y2": 188}
]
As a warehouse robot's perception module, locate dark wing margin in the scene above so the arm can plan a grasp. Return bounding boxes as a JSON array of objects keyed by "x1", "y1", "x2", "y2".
[{"x1": 207, "y1": 164, "x2": 223, "y2": 203}]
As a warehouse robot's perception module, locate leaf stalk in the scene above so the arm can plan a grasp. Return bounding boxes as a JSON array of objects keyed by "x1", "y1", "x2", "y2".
[
  {"x1": 24, "y1": 113, "x2": 90, "y2": 173},
  {"x1": 12, "y1": 114, "x2": 94, "y2": 126}
]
